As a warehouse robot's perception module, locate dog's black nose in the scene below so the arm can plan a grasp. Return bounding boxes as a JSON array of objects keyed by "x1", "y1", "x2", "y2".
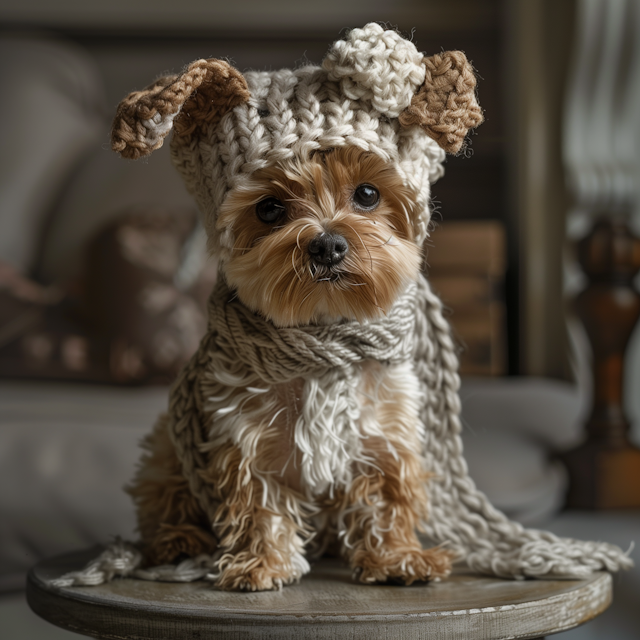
[{"x1": 308, "y1": 233, "x2": 348, "y2": 266}]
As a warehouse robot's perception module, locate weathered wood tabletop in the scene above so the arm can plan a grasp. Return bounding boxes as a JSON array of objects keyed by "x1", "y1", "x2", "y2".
[{"x1": 27, "y1": 548, "x2": 611, "y2": 640}]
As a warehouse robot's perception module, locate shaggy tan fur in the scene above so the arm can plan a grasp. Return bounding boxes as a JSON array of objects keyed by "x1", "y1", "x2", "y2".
[
  {"x1": 126, "y1": 415, "x2": 216, "y2": 565},
  {"x1": 129, "y1": 362, "x2": 451, "y2": 589},
  {"x1": 332, "y1": 361, "x2": 453, "y2": 584},
  {"x1": 219, "y1": 147, "x2": 422, "y2": 326},
  {"x1": 56, "y1": 25, "x2": 629, "y2": 595}
]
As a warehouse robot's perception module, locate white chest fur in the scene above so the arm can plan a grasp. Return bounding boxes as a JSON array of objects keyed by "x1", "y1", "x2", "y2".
[{"x1": 204, "y1": 358, "x2": 424, "y2": 499}]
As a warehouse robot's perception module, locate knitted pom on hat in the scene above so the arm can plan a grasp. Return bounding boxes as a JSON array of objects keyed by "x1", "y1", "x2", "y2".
[{"x1": 323, "y1": 23, "x2": 426, "y2": 118}]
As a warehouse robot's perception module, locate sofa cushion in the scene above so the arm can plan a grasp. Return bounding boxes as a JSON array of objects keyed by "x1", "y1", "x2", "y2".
[{"x1": 0, "y1": 381, "x2": 166, "y2": 592}]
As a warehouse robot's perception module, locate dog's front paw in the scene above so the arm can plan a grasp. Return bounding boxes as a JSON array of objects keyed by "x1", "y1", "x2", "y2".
[
  {"x1": 146, "y1": 523, "x2": 218, "y2": 565},
  {"x1": 216, "y1": 550, "x2": 310, "y2": 591},
  {"x1": 353, "y1": 546, "x2": 453, "y2": 586}
]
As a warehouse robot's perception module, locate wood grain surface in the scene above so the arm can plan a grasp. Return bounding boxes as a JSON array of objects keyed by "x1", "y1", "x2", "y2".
[{"x1": 27, "y1": 548, "x2": 612, "y2": 640}]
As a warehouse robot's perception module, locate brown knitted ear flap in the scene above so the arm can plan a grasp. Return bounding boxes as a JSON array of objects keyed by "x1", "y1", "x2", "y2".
[
  {"x1": 112, "y1": 59, "x2": 250, "y2": 160},
  {"x1": 399, "y1": 51, "x2": 483, "y2": 155}
]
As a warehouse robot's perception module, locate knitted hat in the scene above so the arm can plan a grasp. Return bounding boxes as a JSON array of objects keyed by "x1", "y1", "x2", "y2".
[{"x1": 112, "y1": 23, "x2": 483, "y2": 256}]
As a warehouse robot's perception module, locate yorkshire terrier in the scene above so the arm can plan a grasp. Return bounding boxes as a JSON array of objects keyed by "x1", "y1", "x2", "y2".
[{"x1": 112, "y1": 24, "x2": 483, "y2": 591}]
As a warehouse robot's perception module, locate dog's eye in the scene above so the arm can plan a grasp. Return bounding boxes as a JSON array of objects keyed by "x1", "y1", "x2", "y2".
[
  {"x1": 256, "y1": 197, "x2": 286, "y2": 223},
  {"x1": 353, "y1": 184, "x2": 380, "y2": 210}
]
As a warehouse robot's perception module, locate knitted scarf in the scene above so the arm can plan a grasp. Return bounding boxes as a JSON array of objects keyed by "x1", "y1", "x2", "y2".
[{"x1": 53, "y1": 274, "x2": 631, "y2": 588}]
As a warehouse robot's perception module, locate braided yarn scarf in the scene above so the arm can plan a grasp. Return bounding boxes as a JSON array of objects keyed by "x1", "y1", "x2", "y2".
[{"x1": 53, "y1": 275, "x2": 631, "y2": 588}]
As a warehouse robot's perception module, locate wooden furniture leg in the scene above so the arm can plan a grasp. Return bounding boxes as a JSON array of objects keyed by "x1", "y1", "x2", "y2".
[{"x1": 562, "y1": 216, "x2": 640, "y2": 508}]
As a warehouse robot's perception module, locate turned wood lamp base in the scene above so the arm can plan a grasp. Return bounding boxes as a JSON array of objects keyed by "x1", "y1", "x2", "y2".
[
  {"x1": 562, "y1": 217, "x2": 640, "y2": 509},
  {"x1": 562, "y1": 443, "x2": 640, "y2": 508}
]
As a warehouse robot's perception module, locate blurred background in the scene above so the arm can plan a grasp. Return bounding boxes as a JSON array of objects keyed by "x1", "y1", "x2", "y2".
[{"x1": 0, "y1": 1, "x2": 639, "y2": 638}]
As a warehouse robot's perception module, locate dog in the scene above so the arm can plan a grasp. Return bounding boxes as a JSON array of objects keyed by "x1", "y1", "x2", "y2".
[{"x1": 111, "y1": 24, "x2": 484, "y2": 591}]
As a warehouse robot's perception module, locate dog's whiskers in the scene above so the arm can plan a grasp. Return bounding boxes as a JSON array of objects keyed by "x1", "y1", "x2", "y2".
[
  {"x1": 342, "y1": 222, "x2": 379, "y2": 307},
  {"x1": 291, "y1": 247, "x2": 303, "y2": 283},
  {"x1": 296, "y1": 223, "x2": 315, "y2": 250}
]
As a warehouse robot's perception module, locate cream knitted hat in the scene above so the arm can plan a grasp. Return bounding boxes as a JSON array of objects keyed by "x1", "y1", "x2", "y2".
[{"x1": 112, "y1": 23, "x2": 483, "y2": 254}]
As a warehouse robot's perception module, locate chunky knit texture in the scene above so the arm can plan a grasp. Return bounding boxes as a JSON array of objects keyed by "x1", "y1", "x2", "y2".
[
  {"x1": 322, "y1": 24, "x2": 426, "y2": 118},
  {"x1": 111, "y1": 24, "x2": 482, "y2": 257},
  {"x1": 52, "y1": 274, "x2": 632, "y2": 588},
  {"x1": 399, "y1": 50, "x2": 484, "y2": 154},
  {"x1": 111, "y1": 60, "x2": 250, "y2": 161}
]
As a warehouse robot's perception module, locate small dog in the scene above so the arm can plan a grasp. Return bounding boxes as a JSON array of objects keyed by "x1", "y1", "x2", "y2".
[{"x1": 113, "y1": 24, "x2": 483, "y2": 591}]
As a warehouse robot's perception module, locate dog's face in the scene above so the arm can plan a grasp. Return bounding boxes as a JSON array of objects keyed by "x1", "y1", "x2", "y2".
[
  {"x1": 217, "y1": 147, "x2": 422, "y2": 327},
  {"x1": 111, "y1": 43, "x2": 483, "y2": 330}
]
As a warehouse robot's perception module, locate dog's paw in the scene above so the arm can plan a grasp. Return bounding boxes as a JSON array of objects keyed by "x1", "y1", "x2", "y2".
[
  {"x1": 146, "y1": 523, "x2": 218, "y2": 565},
  {"x1": 216, "y1": 551, "x2": 310, "y2": 592},
  {"x1": 218, "y1": 566, "x2": 290, "y2": 592},
  {"x1": 354, "y1": 546, "x2": 453, "y2": 586}
]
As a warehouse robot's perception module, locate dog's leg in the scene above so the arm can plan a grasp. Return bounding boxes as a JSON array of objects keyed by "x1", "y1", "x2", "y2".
[
  {"x1": 127, "y1": 414, "x2": 217, "y2": 565},
  {"x1": 340, "y1": 441, "x2": 453, "y2": 584},
  {"x1": 206, "y1": 438, "x2": 312, "y2": 591},
  {"x1": 338, "y1": 362, "x2": 453, "y2": 585}
]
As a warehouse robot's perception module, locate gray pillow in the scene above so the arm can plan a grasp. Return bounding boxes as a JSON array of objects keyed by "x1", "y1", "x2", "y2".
[{"x1": 460, "y1": 377, "x2": 585, "y2": 524}]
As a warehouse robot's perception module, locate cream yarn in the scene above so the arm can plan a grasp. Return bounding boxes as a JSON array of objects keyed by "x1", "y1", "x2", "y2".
[
  {"x1": 323, "y1": 23, "x2": 426, "y2": 117},
  {"x1": 112, "y1": 24, "x2": 478, "y2": 253},
  {"x1": 53, "y1": 275, "x2": 632, "y2": 588}
]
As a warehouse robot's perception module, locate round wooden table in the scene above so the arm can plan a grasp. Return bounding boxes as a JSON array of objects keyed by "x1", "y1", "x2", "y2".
[{"x1": 27, "y1": 548, "x2": 612, "y2": 640}]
